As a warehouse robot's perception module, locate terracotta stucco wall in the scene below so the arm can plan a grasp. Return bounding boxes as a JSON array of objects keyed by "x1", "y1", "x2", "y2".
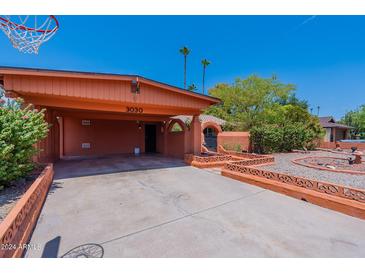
[
  {"x1": 63, "y1": 117, "x2": 147, "y2": 157},
  {"x1": 165, "y1": 131, "x2": 185, "y2": 158},
  {"x1": 319, "y1": 141, "x2": 365, "y2": 150},
  {"x1": 36, "y1": 111, "x2": 199, "y2": 161},
  {"x1": 217, "y1": 132, "x2": 250, "y2": 152}
]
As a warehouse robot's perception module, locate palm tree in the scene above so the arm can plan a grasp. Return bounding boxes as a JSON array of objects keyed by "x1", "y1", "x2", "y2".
[
  {"x1": 201, "y1": 59, "x2": 211, "y2": 94},
  {"x1": 179, "y1": 46, "x2": 191, "y2": 89}
]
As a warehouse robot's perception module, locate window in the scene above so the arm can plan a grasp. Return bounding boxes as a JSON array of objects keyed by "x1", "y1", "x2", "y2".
[{"x1": 203, "y1": 127, "x2": 216, "y2": 137}]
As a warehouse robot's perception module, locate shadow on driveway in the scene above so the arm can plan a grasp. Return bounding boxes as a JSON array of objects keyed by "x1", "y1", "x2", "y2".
[{"x1": 54, "y1": 154, "x2": 187, "y2": 180}]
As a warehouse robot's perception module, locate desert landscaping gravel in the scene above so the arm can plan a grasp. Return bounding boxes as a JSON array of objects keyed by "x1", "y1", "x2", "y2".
[
  {"x1": 258, "y1": 150, "x2": 365, "y2": 189},
  {"x1": 0, "y1": 179, "x2": 32, "y2": 222}
]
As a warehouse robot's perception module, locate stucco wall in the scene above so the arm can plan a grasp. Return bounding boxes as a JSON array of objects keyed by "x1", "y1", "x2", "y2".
[
  {"x1": 320, "y1": 141, "x2": 365, "y2": 150},
  {"x1": 36, "y1": 108, "x2": 59, "y2": 163},
  {"x1": 324, "y1": 128, "x2": 331, "y2": 142},
  {"x1": 217, "y1": 132, "x2": 250, "y2": 152},
  {"x1": 63, "y1": 117, "x2": 147, "y2": 157},
  {"x1": 165, "y1": 131, "x2": 185, "y2": 158}
]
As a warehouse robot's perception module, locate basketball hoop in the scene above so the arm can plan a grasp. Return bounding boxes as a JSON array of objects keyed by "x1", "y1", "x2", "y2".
[{"x1": 0, "y1": 15, "x2": 59, "y2": 54}]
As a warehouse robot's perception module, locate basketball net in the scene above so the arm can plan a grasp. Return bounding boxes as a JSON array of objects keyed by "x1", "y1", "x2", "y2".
[{"x1": 0, "y1": 15, "x2": 59, "y2": 54}]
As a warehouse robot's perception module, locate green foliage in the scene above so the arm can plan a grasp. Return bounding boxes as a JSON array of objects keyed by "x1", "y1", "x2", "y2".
[
  {"x1": 223, "y1": 143, "x2": 242, "y2": 152},
  {"x1": 250, "y1": 105, "x2": 324, "y2": 153},
  {"x1": 171, "y1": 122, "x2": 183, "y2": 132},
  {"x1": 179, "y1": 46, "x2": 191, "y2": 56},
  {"x1": 205, "y1": 75, "x2": 298, "y2": 130},
  {"x1": 204, "y1": 75, "x2": 322, "y2": 153},
  {"x1": 0, "y1": 91, "x2": 49, "y2": 187},
  {"x1": 340, "y1": 105, "x2": 365, "y2": 139},
  {"x1": 188, "y1": 84, "x2": 197, "y2": 92}
]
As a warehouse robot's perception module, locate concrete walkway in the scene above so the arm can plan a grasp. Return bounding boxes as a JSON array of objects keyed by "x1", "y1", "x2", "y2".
[{"x1": 26, "y1": 155, "x2": 365, "y2": 257}]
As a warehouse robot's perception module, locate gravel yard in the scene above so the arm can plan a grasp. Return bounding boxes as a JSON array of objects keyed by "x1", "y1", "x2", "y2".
[
  {"x1": 0, "y1": 179, "x2": 32, "y2": 222},
  {"x1": 258, "y1": 151, "x2": 365, "y2": 189},
  {"x1": 0, "y1": 166, "x2": 44, "y2": 222}
]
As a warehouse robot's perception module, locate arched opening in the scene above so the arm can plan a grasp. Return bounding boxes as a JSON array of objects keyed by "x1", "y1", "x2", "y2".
[
  {"x1": 203, "y1": 127, "x2": 218, "y2": 151},
  {"x1": 201, "y1": 121, "x2": 222, "y2": 152},
  {"x1": 170, "y1": 122, "x2": 184, "y2": 132},
  {"x1": 167, "y1": 119, "x2": 187, "y2": 133}
]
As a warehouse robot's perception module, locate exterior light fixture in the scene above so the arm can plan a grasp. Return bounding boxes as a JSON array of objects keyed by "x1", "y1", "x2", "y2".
[
  {"x1": 131, "y1": 77, "x2": 140, "y2": 94},
  {"x1": 137, "y1": 120, "x2": 142, "y2": 130}
]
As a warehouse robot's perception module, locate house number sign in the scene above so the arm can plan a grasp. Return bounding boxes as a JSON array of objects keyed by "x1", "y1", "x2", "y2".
[{"x1": 126, "y1": 106, "x2": 143, "y2": 113}]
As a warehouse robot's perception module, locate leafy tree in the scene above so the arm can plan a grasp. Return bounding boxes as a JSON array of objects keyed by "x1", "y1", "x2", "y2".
[
  {"x1": 276, "y1": 93, "x2": 309, "y2": 109},
  {"x1": 205, "y1": 75, "x2": 323, "y2": 153},
  {"x1": 340, "y1": 105, "x2": 365, "y2": 139},
  {"x1": 179, "y1": 46, "x2": 191, "y2": 89},
  {"x1": 201, "y1": 59, "x2": 211, "y2": 94},
  {"x1": 205, "y1": 75, "x2": 297, "y2": 130},
  {"x1": 0, "y1": 89, "x2": 49, "y2": 187}
]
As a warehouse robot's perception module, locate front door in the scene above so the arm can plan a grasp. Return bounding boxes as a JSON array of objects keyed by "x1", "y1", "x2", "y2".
[{"x1": 145, "y1": 124, "x2": 157, "y2": 153}]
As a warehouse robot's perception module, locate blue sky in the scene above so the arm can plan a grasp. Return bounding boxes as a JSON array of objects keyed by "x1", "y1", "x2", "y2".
[{"x1": 1, "y1": 16, "x2": 365, "y2": 119}]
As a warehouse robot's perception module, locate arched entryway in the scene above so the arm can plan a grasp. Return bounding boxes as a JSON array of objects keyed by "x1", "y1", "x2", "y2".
[{"x1": 202, "y1": 122, "x2": 222, "y2": 152}]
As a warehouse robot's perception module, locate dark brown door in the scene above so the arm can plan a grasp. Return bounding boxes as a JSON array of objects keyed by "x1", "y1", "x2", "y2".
[{"x1": 145, "y1": 124, "x2": 157, "y2": 153}]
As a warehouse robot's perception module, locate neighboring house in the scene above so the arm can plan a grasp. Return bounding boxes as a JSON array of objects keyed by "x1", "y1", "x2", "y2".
[
  {"x1": 173, "y1": 114, "x2": 226, "y2": 151},
  {"x1": 319, "y1": 116, "x2": 352, "y2": 142}
]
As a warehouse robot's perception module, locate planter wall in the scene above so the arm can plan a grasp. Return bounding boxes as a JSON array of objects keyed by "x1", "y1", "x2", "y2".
[
  {"x1": 320, "y1": 141, "x2": 365, "y2": 150},
  {"x1": 222, "y1": 161, "x2": 365, "y2": 220},
  {"x1": 0, "y1": 164, "x2": 54, "y2": 258}
]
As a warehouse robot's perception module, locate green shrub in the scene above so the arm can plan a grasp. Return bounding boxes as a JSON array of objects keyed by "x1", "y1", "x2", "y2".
[
  {"x1": 223, "y1": 143, "x2": 242, "y2": 152},
  {"x1": 250, "y1": 122, "x2": 322, "y2": 154},
  {"x1": 0, "y1": 93, "x2": 49, "y2": 187},
  {"x1": 249, "y1": 104, "x2": 324, "y2": 154}
]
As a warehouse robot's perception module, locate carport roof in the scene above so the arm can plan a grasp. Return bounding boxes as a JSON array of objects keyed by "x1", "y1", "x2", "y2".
[{"x1": 0, "y1": 66, "x2": 220, "y2": 104}]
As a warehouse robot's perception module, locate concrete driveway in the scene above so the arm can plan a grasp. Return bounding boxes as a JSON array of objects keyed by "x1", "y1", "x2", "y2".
[{"x1": 26, "y1": 155, "x2": 365, "y2": 257}]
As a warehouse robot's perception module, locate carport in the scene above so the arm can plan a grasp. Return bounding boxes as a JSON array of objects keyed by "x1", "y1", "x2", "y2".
[{"x1": 0, "y1": 66, "x2": 220, "y2": 162}]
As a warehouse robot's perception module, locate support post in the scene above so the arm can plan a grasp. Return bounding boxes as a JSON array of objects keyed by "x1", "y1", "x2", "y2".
[
  {"x1": 163, "y1": 121, "x2": 169, "y2": 156},
  {"x1": 57, "y1": 116, "x2": 64, "y2": 159},
  {"x1": 333, "y1": 127, "x2": 337, "y2": 142},
  {"x1": 191, "y1": 115, "x2": 202, "y2": 155}
]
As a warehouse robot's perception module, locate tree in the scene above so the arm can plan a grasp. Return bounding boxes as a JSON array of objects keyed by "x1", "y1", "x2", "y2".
[
  {"x1": 201, "y1": 59, "x2": 211, "y2": 94},
  {"x1": 276, "y1": 92, "x2": 309, "y2": 109},
  {"x1": 179, "y1": 46, "x2": 191, "y2": 89},
  {"x1": 204, "y1": 75, "x2": 323, "y2": 152},
  {"x1": 205, "y1": 75, "x2": 297, "y2": 130},
  {"x1": 340, "y1": 105, "x2": 365, "y2": 139},
  {"x1": 0, "y1": 89, "x2": 49, "y2": 187},
  {"x1": 188, "y1": 83, "x2": 197, "y2": 92}
]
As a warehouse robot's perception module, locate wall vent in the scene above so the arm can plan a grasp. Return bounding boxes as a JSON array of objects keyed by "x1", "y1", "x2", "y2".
[{"x1": 81, "y1": 143, "x2": 91, "y2": 149}]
